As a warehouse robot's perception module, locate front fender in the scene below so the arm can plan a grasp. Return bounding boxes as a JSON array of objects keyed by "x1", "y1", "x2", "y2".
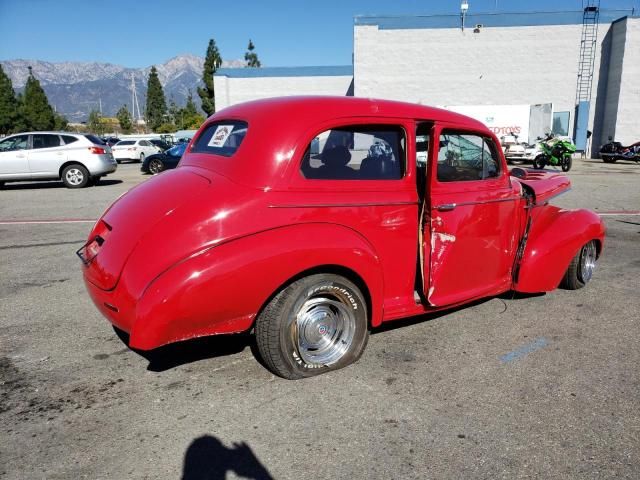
[
  {"x1": 515, "y1": 206, "x2": 605, "y2": 293},
  {"x1": 130, "y1": 223, "x2": 384, "y2": 350}
]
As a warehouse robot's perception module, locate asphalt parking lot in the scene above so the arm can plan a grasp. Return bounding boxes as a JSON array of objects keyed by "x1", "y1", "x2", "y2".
[{"x1": 1, "y1": 159, "x2": 639, "y2": 479}]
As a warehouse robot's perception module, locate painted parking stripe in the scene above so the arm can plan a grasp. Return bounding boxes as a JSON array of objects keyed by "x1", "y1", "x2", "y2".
[
  {"x1": 0, "y1": 219, "x2": 95, "y2": 225},
  {"x1": 597, "y1": 210, "x2": 640, "y2": 216},
  {"x1": 500, "y1": 337, "x2": 549, "y2": 363}
]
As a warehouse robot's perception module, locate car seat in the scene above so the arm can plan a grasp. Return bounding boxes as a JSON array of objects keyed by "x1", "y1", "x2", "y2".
[{"x1": 317, "y1": 146, "x2": 356, "y2": 179}]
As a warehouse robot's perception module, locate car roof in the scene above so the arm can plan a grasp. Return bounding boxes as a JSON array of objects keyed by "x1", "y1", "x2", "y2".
[
  {"x1": 3, "y1": 131, "x2": 83, "y2": 136},
  {"x1": 214, "y1": 96, "x2": 486, "y2": 129}
]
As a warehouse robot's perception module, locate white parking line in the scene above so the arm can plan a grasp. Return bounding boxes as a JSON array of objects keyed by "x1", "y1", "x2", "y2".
[{"x1": 0, "y1": 219, "x2": 95, "y2": 225}]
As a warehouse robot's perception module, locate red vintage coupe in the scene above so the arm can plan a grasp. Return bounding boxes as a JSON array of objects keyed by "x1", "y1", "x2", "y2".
[{"x1": 79, "y1": 96, "x2": 605, "y2": 379}]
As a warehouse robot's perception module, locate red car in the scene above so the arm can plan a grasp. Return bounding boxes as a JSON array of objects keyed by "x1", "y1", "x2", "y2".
[{"x1": 79, "y1": 96, "x2": 605, "y2": 379}]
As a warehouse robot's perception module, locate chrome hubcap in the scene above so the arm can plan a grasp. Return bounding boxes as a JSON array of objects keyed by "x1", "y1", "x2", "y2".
[
  {"x1": 65, "y1": 168, "x2": 84, "y2": 185},
  {"x1": 579, "y1": 241, "x2": 597, "y2": 283},
  {"x1": 294, "y1": 295, "x2": 355, "y2": 367}
]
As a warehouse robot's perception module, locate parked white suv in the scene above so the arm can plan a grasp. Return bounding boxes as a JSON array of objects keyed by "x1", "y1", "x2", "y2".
[
  {"x1": 111, "y1": 139, "x2": 161, "y2": 163},
  {"x1": 0, "y1": 132, "x2": 117, "y2": 188}
]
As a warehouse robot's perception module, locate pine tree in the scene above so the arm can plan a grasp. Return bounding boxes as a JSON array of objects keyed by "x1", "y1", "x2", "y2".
[
  {"x1": 179, "y1": 91, "x2": 204, "y2": 129},
  {"x1": 53, "y1": 113, "x2": 68, "y2": 131},
  {"x1": 197, "y1": 39, "x2": 222, "y2": 116},
  {"x1": 116, "y1": 105, "x2": 132, "y2": 133},
  {"x1": 88, "y1": 109, "x2": 102, "y2": 134},
  {"x1": 182, "y1": 90, "x2": 198, "y2": 117},
  {"x1": 0, "y1": 64, "x2": 19, "y2": 134},
  {"x1": 168, "y1": 98, "x2": 180, "y2": 125},
  {"x1": 244, "y1": 40, "x2": 261, "y2": 68},
  {"x1": 20, "y1": 66, "x2": 55, "y2": 131},
  {"x1": 145, "y1": 66, "x2": 167, "y2": 131}
]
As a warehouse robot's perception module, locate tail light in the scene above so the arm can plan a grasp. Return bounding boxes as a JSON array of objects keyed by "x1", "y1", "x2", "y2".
[
  {"x1": 77, "y1": 220, "x2": 112, "y2": 265},
  {"x1": 89, "y1": 146, "x2": 106, "y2": 154}
]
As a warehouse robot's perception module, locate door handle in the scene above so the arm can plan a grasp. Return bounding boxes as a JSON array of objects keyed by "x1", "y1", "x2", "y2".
[{"x1": 436, "y1": 203, "x2": 457, "y2": 212}]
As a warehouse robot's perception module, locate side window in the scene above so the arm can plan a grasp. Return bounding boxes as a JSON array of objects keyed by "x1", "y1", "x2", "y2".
[
  {"x1": 437, "y1": 132, "x2": 500, "y2": 182},
  {"x1": 139, "y1": 140, "x2": 150, "y2": 146},
  {"x1": 0, "y1": 135, "x2": 29, "y2": 152},
  {"x1": 301, "y1": 125, "x2": 405, "y2": 180},
  {"x1": 32, "y1": 134, "x2": 61, "y2": 149},
  {"x1": 62, "y1": 135, "x2": 79, "y2": 145}
]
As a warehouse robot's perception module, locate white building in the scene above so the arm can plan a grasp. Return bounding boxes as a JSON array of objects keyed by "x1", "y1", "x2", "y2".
[
  {"x1": 215, "y1": 9, "x2": 639, "y2": 155},
  {"x1": 213, "y1": 66, "x2": 353, "y2": 111}
]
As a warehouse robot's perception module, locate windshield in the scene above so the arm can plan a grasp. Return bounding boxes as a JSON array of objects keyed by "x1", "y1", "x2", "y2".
[{"x1": 168, "y1": 143, "x2": 187, "y2": 157}]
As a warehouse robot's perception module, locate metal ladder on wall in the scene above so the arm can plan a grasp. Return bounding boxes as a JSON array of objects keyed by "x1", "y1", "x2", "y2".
[
  {"x1": 573, "y1": 1, "x2": 600, "y2": 152},
  {"x1": 575, "y1": 2, "x2": 600, "y2": 104}
]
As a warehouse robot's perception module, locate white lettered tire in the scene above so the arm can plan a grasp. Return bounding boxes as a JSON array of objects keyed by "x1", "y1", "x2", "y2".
[{"x1": 255, "y1": 274, "x2": 369, "y2": 379}]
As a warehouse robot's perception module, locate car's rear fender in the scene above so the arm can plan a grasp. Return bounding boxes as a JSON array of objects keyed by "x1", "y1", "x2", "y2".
[
  {"x1": 130, "y1": 223, "x2": 383, "y2": 350},
  {"x1": 514, "y1": 206, "x2": 605, "y2": 293}
]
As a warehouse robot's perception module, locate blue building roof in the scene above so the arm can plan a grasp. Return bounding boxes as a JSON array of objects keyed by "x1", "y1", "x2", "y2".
[
  {"x1": 215, "y1": 65, "x2": 353, "y2": 78},
  {"x1": 355, "y1": 9, "x2": 637, "y2": 30}
]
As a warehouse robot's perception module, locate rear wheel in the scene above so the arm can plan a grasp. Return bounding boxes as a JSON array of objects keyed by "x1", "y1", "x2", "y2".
[
  {"x1": 255, "y1": 274, "x2": 369, "y2": 379},
  {"x1": 61, "y1": 164, "x2": 89, "y2": 188},
  {"x1": 602, "y1": 158, "x2": 617, "y2": 164},
  {"x1": 149, "y1": 159, "x2": 164, "y2": 174},
  {"x1": 561, "y1": 240, "x2": 598, "y2": 289},
  {"x1": 139, "y1": 153, "x2": 145, "y2": 163}
]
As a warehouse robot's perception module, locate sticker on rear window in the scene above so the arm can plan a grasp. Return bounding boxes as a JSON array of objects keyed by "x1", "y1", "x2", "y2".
[{"x1": 208, "y1": 125, "x2": 234, "y2": 148}]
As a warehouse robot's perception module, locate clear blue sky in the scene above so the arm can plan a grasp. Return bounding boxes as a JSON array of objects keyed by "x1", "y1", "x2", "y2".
[{"x1": 0, "y1": 0, "x2": 637, "y2": 67}]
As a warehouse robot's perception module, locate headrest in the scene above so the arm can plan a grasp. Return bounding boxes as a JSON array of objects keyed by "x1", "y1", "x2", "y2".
[{"x1": 322, "y1": 146, "x2": 351, "y2": 168}]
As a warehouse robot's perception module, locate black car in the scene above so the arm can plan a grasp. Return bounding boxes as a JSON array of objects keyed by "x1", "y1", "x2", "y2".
[
  {"x1": 102, "y1": 136, "x2": 121, "y2": 147},
  {"x1": 140, "y1": 142, "x2": 187, "y2": 174}
]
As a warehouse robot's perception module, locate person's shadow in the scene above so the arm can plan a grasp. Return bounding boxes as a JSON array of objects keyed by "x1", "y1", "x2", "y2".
[{"x1": 182, "y1": 435, "x2": 273, "y2": 480}]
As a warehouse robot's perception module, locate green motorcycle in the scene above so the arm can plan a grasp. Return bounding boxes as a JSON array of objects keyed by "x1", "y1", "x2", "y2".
[{"x1": 532, "y1": 133, "x2": 576, "y2": 172}]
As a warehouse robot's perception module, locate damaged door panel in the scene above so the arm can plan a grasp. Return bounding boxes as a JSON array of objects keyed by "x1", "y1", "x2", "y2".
[{"x1": 424, "y1": 126, "x2": 521, "y2": 306}]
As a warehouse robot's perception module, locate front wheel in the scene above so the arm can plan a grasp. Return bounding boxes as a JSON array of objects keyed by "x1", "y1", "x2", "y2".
[
  {"x1": 532, "y1": 155, "x2": 546, "y2": 169},
  {"x1": 148, "y1": 158, "x2": 164, "y2": 174},
  {"x1": 560, "y1": 240, "x2": 598, "y2": 289},
  {"x1": 61, "y1": 164, "x2": 89, "y2": 188},
  {"x1": 561, "y1": 155, "x2": 572, "y2": 172},
  {"x1": 255, "y1": 274, "x2": 369, "y2": 379}
]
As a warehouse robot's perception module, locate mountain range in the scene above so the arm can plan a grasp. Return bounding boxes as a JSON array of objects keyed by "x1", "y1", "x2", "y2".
[{"x1": 0, "y1": 54, "x2": 245, "y2": 122}]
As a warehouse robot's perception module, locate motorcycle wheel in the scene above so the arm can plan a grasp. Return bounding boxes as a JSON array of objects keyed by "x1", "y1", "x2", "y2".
[
  {"x1": 561, "y1": 156, "x2": 572, "y2": 172},
  {"x1": 602, "y1": 158, "x2": 617, "y2": 164},
  {"x1": 533, "y1": 155, "x2": 546, "y2": 169}
]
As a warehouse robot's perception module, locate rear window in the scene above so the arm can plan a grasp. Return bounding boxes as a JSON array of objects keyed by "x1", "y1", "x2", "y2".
[
  {"x1": 62, "y1": 135, "x2": 79, "y2": 145},
  {"x1": 192, "y1": 121, "x2": 247, "y2": 157},
  {"x1": 116, "y1": 140, "x2": 135, "y2": 146},
  {"x1": 85, "y1": 134, "x2": 105, "y2": 145}
]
